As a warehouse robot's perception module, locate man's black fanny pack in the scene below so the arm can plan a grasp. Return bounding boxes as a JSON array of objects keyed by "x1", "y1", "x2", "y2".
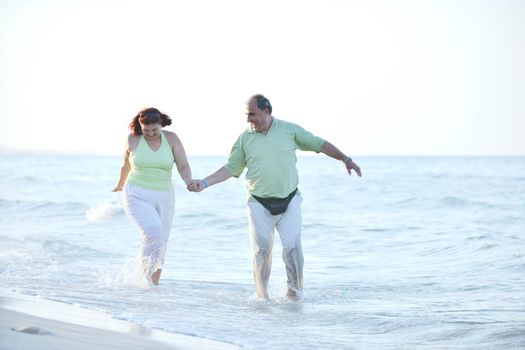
[{"x1": 252, "y1": 188, "x2": 298, "y2": 215}]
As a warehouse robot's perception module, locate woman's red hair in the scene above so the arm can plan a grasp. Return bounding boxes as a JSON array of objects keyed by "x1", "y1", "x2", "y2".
[{"x1": 129, "y1": 107, "x2": 172, "y2": 135}]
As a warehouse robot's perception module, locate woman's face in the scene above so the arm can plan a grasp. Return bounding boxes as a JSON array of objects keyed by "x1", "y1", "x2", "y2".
[{"x1": 140, "y1": 122, "x2": 162, "y2": 140}]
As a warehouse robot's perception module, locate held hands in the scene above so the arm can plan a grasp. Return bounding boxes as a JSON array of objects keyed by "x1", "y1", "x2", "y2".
[{"x1": 186, "y1": 179, "x2": 206, "y2": 192}]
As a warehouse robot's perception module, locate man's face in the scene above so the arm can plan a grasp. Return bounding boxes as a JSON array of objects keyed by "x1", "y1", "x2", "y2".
[{"x1": 245, "y1": 99, "x2": 268, "y2": 132}]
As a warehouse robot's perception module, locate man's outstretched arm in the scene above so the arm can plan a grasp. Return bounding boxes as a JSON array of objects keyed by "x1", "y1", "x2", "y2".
[{"x1": 320, "y1": 141, "x2": 362, "y2": 177}]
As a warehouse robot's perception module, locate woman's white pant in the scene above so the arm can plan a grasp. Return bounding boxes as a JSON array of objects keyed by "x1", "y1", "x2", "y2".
[
  {"x1": 247, "y1": 194, "x2": 304, "y2": 298},
  {"x1": 123, "y1": 184, "x2": 175, "y2": 277}
]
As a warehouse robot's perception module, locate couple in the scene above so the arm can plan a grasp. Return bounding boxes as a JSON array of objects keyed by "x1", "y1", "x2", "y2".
[{"x1": 113, "y1": 94, "x2": 362, "y2": 300}]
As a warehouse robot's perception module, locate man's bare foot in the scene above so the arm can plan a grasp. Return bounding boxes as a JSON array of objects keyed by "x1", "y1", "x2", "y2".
[{"x1": 285, "y1": 288, "x2": 297, "y2": 299}]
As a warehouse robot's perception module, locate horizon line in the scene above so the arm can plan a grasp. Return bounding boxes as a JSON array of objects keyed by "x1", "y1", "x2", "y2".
[{"x1": 1, "y1": 147, "x2": 523, "y2": 158}]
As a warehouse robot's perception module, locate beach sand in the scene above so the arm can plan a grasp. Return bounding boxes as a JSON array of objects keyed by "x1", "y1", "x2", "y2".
[{"x1": 0, "y1": 289, "x2": 242, "y2": 350}]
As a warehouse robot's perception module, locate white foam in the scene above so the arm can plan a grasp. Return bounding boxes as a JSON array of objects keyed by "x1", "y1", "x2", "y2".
[{"x1": 86, "y1": 202, "x2": 123, "y2": 222}]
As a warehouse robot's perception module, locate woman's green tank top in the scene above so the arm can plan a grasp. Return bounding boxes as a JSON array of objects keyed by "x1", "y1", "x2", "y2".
[{"x1": 127, "y1": 131, "x2": 175, "y2": 191}]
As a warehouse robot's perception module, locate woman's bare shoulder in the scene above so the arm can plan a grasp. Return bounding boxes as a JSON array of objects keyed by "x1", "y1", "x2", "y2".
[
  {"x1": 127, "y1": 133, "x2": 140, "y2": 151},
  {"x1": 162, "y1": 130, "x2": 179, "y2": 144}
]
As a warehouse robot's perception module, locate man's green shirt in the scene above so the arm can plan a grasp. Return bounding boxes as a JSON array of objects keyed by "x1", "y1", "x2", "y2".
[{"x1": 224, "y1": 118, "x2": 325, "y2": 198}]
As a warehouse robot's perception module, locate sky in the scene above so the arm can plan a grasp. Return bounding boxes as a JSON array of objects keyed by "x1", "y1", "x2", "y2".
[{"x1": 1, "y1": 0, "x2": 524, "y2": 156}]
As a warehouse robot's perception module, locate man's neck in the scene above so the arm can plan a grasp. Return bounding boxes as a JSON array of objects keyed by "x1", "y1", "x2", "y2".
[{"x1": 259, "y1": 116, "x2": 273, "y2": 134}]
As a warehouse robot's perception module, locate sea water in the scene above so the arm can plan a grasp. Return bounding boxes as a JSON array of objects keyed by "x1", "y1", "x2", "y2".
[{"x1": 0, "y1": 153, "x2": 524, "y2": 349}]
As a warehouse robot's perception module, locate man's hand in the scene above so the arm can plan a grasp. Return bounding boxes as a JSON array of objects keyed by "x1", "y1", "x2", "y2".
[
  {"x1": 187, "y1": 180, "x2": 205, "y2": 192},
  {"x1": 345, "y1": 160, "x2": 362, "y2": 177}
]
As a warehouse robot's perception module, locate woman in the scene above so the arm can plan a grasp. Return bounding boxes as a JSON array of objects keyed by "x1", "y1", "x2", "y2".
[{"x1": 112, "y1": 107, "x2": 191, "y2": 285}]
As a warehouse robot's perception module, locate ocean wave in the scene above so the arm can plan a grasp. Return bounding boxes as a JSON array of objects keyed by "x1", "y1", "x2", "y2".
[
  {"x1": 85, "y1": 202, "x2": 124, "y2": 222},
  {"x1": 437, "y1": 196, "x2": 495, "y2": 209},
  {"x1": 1, "y1": 239, "x2": 107, "y2": 274},
  {"x1": 394, "y1": 197, "x2": 419, "y2": 205},
  {"x1": 9, "y1": 175, "x2": 39, "y2": 183},
  {"x1": 0, "y1": 198, "x2": 89, "y2": 216},
  {"x1": 41, "y1": 239, "x2": 102, "y2": 257}
]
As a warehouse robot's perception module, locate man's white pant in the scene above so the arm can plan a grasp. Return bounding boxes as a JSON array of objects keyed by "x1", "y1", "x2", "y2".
[
  {"x1": 122, "y1": 184, "x2": 175, "y2": 277},
  {"x1": 247, "y1": 193, "x2": 304, "y2": 298}
]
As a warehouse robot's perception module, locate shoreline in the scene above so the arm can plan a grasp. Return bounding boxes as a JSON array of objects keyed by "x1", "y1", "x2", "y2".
[{"x1": 0, "y1": 289, "x2": 242, "y2": 350}]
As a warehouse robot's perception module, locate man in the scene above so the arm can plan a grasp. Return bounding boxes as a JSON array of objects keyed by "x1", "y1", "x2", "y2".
[{"x1": 188, "y1": 94, "x2": 361, "y2": 300}]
